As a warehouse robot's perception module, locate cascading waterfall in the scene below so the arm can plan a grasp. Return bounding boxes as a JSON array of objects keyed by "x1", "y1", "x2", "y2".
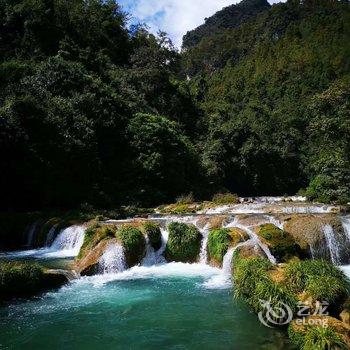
[
  {"x1": 222, "y1": 247, "x2": 235, "y2": 275},
  {"x1": 323, "y1": 225, "x2": 341, "y2": 265},
  {"x1": 45, "y1": 225, "x2": 58, "y2": 247},
  {"x1": 224, "y1": 219, "x2": 277, "y2": 264},
  {"x1": 98, "y1": 243, "x2": 126, "y2": 274},
  {"x1": 342, "y1": 217, "x2": 350, "y2": 243},
  {"x1": 199, "y1": 223, "x2": 210, "y2": 264},
  {"x1": 142, "y1": 229, "x2": 169, "y2": 266},
  {"x1": 50, "y1": 226, "x2": 85, "y2": 256},
  {"x1": 26, "y1": 222, "x2": 38, "y2": 247}
]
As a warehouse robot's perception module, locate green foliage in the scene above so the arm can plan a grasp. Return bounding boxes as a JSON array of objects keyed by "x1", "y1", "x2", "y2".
[
  {"x1": 117, "y1": 226, "x2": 146, "y2": 267},
  {"x1": 212, "y1": 193, "x2": 239, "y2": 205},
  {"x1": 182, "y1": 0, "x2": 270, "y2": 50},
  {"x1": 207, "y1": 228, "x2": 232, "y2": 264},
  {"x1": 0, "y1": 262, "x2": 44, "y2": 300},
  {"x1": 165, "y1": 222, "x2": 201, "y2": 263},
  {"x1": 285, "y1": 260, "x2": 349, "y2": 304},
  {"x1": 289, "y1": 325, "x2": 347, "y2": 350},
  {"x1": 233, "y1": 255, "x2": 297, "y2": 314},
  {"x1": 143, "y1": 222, "x2": 162, "y2": 251},
  {"x1": 78, "y1": 222, "x2": 116, "y2": 259},
  {"x1": 183, "y1": 0, "x2": 350, "y2": 202},
  {"x1": 258, "y1": 224, "x2": 302, "y2": 262},
  {"x1": 127, "y1": 113, "x2": 200, "y2": 205},
  {"x1": 176, "y1": 193, "x2": 195, "y2": 205}
]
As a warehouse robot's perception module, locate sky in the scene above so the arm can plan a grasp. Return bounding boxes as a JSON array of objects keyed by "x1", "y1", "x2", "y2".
[{"x1": 118, "y1": 0, "x2": 282, "y2": 49}]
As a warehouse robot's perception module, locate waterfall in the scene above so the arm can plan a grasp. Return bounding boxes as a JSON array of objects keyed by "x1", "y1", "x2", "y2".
[
  {"x1": 45, "y1": 225, "x2": 58, "y2": 247},
  {"x1": 142, "y1": 229, "x2": 169, "y2": 266},
  {"x1": 323, "y1": 225, "x2": 341, "y2": 265},
  {"x1": 222, "y1": 247, "x2": 235, "y2": 275},
  {"x1": 342, "y1": 217, "x2": 350, "y2": 243},
  {"x1": 263, "y1": 215, "x2": 284, "y2": 230},
  {"x1": 199, "y1": 223, "x2": 210, "y2": 264},
  {"x1": 50, "y1": 226, "x2": 85, "y2": 255},
  {"x1": 98, "y1": 243, "x2": 126, "y2": 274},
  {"x1": 224, "y1": 219, "x2": 276, "y2": 264},
  {"x1": 26, "y1": 222, "x2": 38, "y2": 247}
]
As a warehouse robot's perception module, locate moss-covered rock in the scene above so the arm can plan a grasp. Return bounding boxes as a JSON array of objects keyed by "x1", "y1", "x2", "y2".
[
  {"x1": 142, "y1": 222, "x2": 162, "y2": 251},
  {"x1": 257, "y1": 223, "x2": 304, "y2": 262},
  {"x1": 77, "y1": 222, "x2": 116, "y2": 260},
  {"x1": 117, "y1": 226, "x2": 146, "y2": 267},
  {"x1": 288, "y1": 316, "x2": 350, "y2": 349},
  {"x1": 212, "y1": 193, "x2": 239, "y2": 205},
  {"x1": 285, "y1": 260, "x2": 349, "y2": 315},
  {"x1": 207, "y1": 227, "x2": 248, "y2": 266},
  {"x1": 0, "y1": 262, "x2": 68, "y2": 301},
  {"x1": 233, "y1": 255, "x2": 297, "y2": 316},
  {"x1": 165, "y1": 222, "x2": 201, "y2": 263}
]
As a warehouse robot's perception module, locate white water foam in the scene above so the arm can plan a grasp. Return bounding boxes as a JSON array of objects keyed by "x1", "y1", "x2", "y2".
[
  {"x1": 76, "y1": 262, "x2": 222, "y2": 287},
  {"x1": 323, "y1": 224, "x2": 341, "y2": 265},
  {"x1": 224, "y1": 219, "x2": 277, "y2": 264},
  {"x1": 0, "y1": 225, "x2": 85, "y2": 259},
  {"x1": 98, "y1": 243, "x2": 126, "y2": 274}
]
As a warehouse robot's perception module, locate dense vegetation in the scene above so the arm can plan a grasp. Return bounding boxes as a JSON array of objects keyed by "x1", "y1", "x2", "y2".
[
  {"x1": 116, "y1": 226, "x2": 146, "y2": 267},
  {"x1": 1, "y1": 0, "x2": 350, "y2": 212},
  {"x1": 165, "y1": 222, "x2": 201, "y2": 262},
  {"x1": 0, "y1": 262, "x2": 66, "y2": 300}
]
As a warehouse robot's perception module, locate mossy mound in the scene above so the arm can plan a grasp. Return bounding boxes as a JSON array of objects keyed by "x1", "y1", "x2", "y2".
[
  {"x1": 207, "y1": 228, "x2": 248, "y2": 266},
  {"x1": 233, "y1": 254, "x2": 298, "y2": 316},
  {"x1": 212, "y1": 193, "x2": 239, "y2": 205},
  {"x1": 257, "y1": 223, "x2": 304, "y2": 262},
  {"x1": 288, "y1": 316, "x2": 350, "y2": 349},
  {"x1": 142, "y1": 222, "x2": 162, "y2": 251},
  {"x1": 117, "y1": 226, "x2": 146, "y2": 267},
  {"x1": 77, "y1": 222, "x2": 116, "y2": 260},
  {"x1": 158, "y1": 203, "x2": 203, "y2": 215},
  {"x1": 285, "y1": 260, "x2": 349, "y2": 314},
  {"x1": 0, "y1": 262, "x2": 67, "y2": 301},
  {"x1": 165, "y1": 222, "x2": 201, "y2": 263}
]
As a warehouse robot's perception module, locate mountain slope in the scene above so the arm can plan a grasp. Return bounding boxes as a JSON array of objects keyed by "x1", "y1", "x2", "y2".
[{"x1": 182, "y1": 0, "x2": 270, "y2": 50}]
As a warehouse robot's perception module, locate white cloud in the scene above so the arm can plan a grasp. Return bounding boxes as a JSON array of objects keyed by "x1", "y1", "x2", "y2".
[
  {"x1": 122, "y1": 0, "x2": 237, "y2": 48},
  {"x1": 121, "y1": 0, "x2": 283, "y2": 49}
]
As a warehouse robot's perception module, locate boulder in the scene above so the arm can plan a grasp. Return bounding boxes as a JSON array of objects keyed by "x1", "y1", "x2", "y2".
[
  {"x1": 257, "y1": 224, "x2": 304, "y2": 262},
  {"x1": 284, "y1": 214, "x2": 350, "y2": 263},
  {"x1": 76, "y1": 238, "x2": 117, "y2": 276},
  {"x1": 234, "y1": 242, "x2": 266, "y2": 260},
  {"x1": 165, "y1": 222, "x2": 201, "y2": 263}
]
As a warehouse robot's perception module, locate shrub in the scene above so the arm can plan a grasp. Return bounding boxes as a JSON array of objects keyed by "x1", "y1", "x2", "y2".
[
  {"x1": 176, "y1": 193, "x2": 194, "y2": 204},
  {"x1": 207, "y1": 228, "x2": 232, "y2": 265},
  {"x1": 143, "y1": 222, "x2": 162, "y2": 251},
  {"x1": 165, "y1": 222, "x2": 201, "y2": 262},
  {"x1": 289, "y1": 324, "x2": 347, "y2": 350},
  {"x1": 0, "y1": 262, "x2": 45, "y2": 300},
  {"x1": 117, "y1": 226, "x2": 146, "y2": 267},
  {"x1": 233, "y1": 256, "x2": 297, "y2": 315},
  {"x1": 212, "y1": 193, "x2": 239, "y2": 205},
  {"x1": 285, "y1": 260, "x2": 349, "y2": 303}
]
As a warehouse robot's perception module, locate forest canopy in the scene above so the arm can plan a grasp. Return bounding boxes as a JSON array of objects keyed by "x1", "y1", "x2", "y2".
[{"x1": 0, "y1": 0, "x2": 349, "y2": 211}]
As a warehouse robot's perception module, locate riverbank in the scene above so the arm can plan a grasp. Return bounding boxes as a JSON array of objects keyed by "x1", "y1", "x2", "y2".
[{"x1": 1, "y1": 197, "x2": 350, "y2": 349}]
